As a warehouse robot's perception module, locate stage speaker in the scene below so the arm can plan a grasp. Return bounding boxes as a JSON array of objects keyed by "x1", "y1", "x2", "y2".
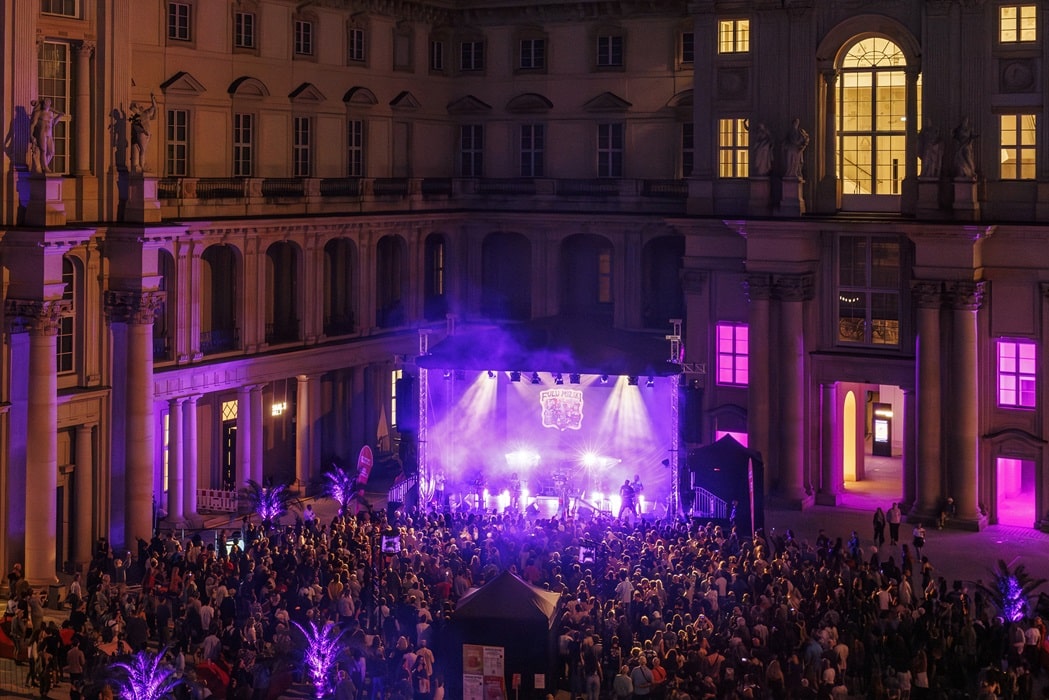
[
  {"x1": 683, "y1": 385, "x2": 703, "y2": 442},
  {"x1": 396, "y1": 375, "x2": 417, "y2": 431}
]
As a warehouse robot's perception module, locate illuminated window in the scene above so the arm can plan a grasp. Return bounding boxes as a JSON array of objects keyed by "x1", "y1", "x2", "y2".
[
  {"x1": 597, "y1": 123, "x2": 624, "y2": 178},
  {"x1": 42, "y1": 0, "x2": 78, "y2": 17},
  {"x1": 293, "y1": 116, "x2": 311, "y2": 177},
  {"x1": 348, "y1": 26, "x2": 366, "y2": 63},
  {"x1": 718, "y1": 19, "x2": 750, "y2": 53},
  {"x1": 166, "y1": 108, "x2": 189, "y2": 177},
  {"x1": 520, "y1": 124, "x2": 544, "y2": 177},
  {"x1": 718, "y1": 118, "x2": 749, "y2": 178},
  {"x1": 233, "y1": 113, "x2": 254, "y2": 177},
  {"x1": 234, "y1": 11, "x2": 256, "y2": 49},
  {"x1": 838, "y1": 37, "x2": 909, "y2": 198},
  {"x1": 1000, "y1": 114, "x2": 1036, "y2": 180},
  {"x1": 717, "y1": 323, "x2": 749, "y2": 386},
  {"x1": 168, "y1": 2, "x2": 192, "y2": 41},
  {"x1": 520, "y1": 38, "x2": 545, "y2": 69},
  {"x1": 682, "y1": 122, "x2": 694, "y2": 177},
  {"x1": 391, "y1": 369, "x2": 402, "y2": 428},
  {"x1": 37, "y1": 41, "x2": 70, "y2": 174},
  {"x1": 1000, "y1": 5, "x2": 1037, "y2": 42},
  {"x1": 460, "y1": 40, "x2": 484, "y2": 71},
  {"x1": 837, "y1": 235, "x2": 901, "y2": 347},
  {"x1": 57, "y1": 256, "x2": 75, "y2": 375},
  {"x1": 348, "y1": 120, "x2": 365, "y2": 177},
  {"x1": 294, "y1": 19, "x2": 314, "y2": 56},
  {"x1": 460, "y1": 124, "x2": 483, "y2": 177},
  {"x1": 221, "y1": 399, "x2": 238, "y2": 422},
  {"x1": 163, "y1": 412, "x2": 170, "y2": 495},
  {"x1": 998, "y1": 339, "x2": 1036, "y2": 408},
  {"x1": 596, "y1": 35, "x2": 623, "y2": 67}
]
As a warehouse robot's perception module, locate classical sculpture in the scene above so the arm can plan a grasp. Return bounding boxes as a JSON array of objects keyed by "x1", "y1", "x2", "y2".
[
  {"x1": 750, "y1": 122, "x2": 773, "y2": 177},
  {"x1": 782, "y1": 117, "x2": 809, "y2": 179},
  {"x1": 129, "y1": 93, "x2": 158, "y2": 174},
  {"x1": 952, "y1": 117, "x2": 978, "y2": 180},
  {"x1": 28, "y1": 97, "x2": 63, "y2": 174},
  {"x1": 917, "y1": 120, "x2": 943, "y2": 179}
]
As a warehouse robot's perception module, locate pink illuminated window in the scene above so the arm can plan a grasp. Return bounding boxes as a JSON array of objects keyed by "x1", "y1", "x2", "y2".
[
  {"x1": 717, "y1": 323, "x2": 748, "y2": 386},
  {"x1": 998, "y1": 339, "x2": 1036, "y2": 408}
]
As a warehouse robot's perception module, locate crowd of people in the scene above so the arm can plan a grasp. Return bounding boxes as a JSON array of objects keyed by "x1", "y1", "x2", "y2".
[{"x1": 2, "y1": 492, "x2": 1047, "y2": 700}]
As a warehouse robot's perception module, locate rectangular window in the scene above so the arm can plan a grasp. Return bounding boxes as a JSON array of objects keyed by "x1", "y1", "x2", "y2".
[
  {"x1": 460, "y1": 124, "x2": 484, "y2": 177},
  {"x1": 348, "y1": 27, "x2": 366, "y2": 63},
  {"x1": 234, "y1": 11, "x2": 256, "y2": 49},
  {"x1": 348, "y1": 119, "x2": 365, "y2": 177},
  {"x1": 718, "y1": 19, "x2": 750, "y2": 53},
  {"x1": 520, "y1": 124, "x2": 545, "y2": 177},
  {"x1": 1000, "y1": 114, "x2": 1036, "y2": 180},
  {"x1": 163, "y1": 411, "x2": 170, "y2": 495},
  {"x1": 682, "y1": 122, "x2": 694, "y2": 177},
  {"x1": 168, "y1": 2, "x2": 192, "y2": 41},
  {"x1": 998, "y1": 339, "x2": 1037, "y2": 408},
  {"x1": 37, "y1": 41, "x2": 70, "y2": 174},
  {"x1": 718, "y1": 118, "x2": 749, "y2": 178},
  {"x1": 837, "y1": 236, "x2": 901, "y2": 347},
  {"x1": 460, "y1": 40, "x2": 484, "y2": 71},
  {"x1": 42, "y1": 0, "x2": 78, "y2": 17},
  {"x1": 681, "y1": 31, "x2": 695, "y2": 65},
  {"x1": 166, "y1": 108, "x2": 189, "y2": 176},
  {"x1": 294, "y1": 116, "x2": 312, "y2": 177},
  {"x1": 295, "y1": 20, "x2": 314, "y2": 56},
  {"x1": 430, "y1": 40, "x2": 445, "y2": 71},
  {"x1": 391, "y1": 369, "x2": 403, "y2": 428},
  {"x1": 57, "y1": 258, "x2": 75, "y2": 375},
  {"x1": 596, "y1": 35, "x2": 624, "y2": 67},
  {"x1": 233, "y1": 113, "x2": 254, "y2": 177},
  {"x1": 598, "y1": 250, "x2": 612, "y2": 303},
  {"x1": 717, "y1": 323, "x2": 749, "y2": 386},
  {"x1": 520, "y1": 38, "x2": 545, "y2": 69},
  {"x1": 597, "y1": 123, "x2": 624, "y2": 177},
  {"x1": 1000, "y1": 5, "x2": 1037, "y2": 43}
]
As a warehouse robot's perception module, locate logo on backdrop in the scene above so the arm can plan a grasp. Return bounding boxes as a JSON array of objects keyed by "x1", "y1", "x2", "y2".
[{"x1": 540, "y1": 388, "x2": 584, "y2": 431}]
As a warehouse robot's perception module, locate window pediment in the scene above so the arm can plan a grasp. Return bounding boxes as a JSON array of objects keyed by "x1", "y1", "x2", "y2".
[
  {"x1": 228, "y1": 76, "x2": 270, "y2": 98},
  {"x1": 447, "y1": 95, "x2": 492, "y2": 115},
  {"x1": 506, "y1": 93, "x2": 553, "y2": 113},
  {"x1": 583, "y1": 91, "x2": 632, "y2": 112},
  {"x1": 161, "y1": 71, "x2": 206, "y2": 96},
  {"x1": 344, "y1": 86, "x2": 378, "y2": 106},
  {"x1": 390, "y1": 90, "x2": 421, "y2": 111},
  {"x1": 290, "y1": 82, "x2": 327, "y2": 103}
]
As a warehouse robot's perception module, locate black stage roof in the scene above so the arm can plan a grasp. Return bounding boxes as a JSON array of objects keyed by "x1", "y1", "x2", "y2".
[{"x1": 416, "y1": 316, "x2": 681, "y2": 377}]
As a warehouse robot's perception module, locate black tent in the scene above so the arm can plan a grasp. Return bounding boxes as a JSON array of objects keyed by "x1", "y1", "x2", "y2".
[
  {"x1": 684, "y1": 435, "x2": 765, "y2": 535},
  {"x1": 439, "y1": 569, "x2": 562, "y2": 699}
]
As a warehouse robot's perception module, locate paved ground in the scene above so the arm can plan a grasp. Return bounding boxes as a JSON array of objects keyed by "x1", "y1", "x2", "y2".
[{"x1": 8, "y1": 484, "x2": 1048, "y2": 699}]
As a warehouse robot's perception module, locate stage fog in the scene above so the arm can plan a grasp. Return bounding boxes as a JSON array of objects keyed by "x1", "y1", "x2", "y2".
[{"x1": 424, "y1": 370, "x2": 676, "y2": 518}]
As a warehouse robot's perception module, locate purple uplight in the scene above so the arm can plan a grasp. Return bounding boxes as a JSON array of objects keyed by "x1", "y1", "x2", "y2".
[
  {"x1": 1002, "y1": 575, "x2": 1027, "y2": 622},
  {"x1": 323, "y1": 464, "x2": 358, "y2": 513},
  {"x1": 110, "y1": 649, "x2": 181, "y2": 700},
  {"x1": 294, "y1": 620, "x2": 345, "y2": 698}
]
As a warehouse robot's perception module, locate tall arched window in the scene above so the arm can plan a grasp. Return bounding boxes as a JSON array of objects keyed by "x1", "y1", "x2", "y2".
[{"x1": 838, "y1": 37, "x2": 916, "y2": 209}]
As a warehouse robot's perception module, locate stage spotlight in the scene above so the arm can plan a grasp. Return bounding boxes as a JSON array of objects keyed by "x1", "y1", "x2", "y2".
[
  {"x1": 443, "y1": 370, "x2": 452, "y2": 380},
  {"x1": 530, "y1": 372, "x2": 541, "y2": 384},
  {"x1": 627, "y1": 376, "x2": 638, "y2": 386},
  {"x1": 569, "y1": 373, "x2": 580, "y2": 384},
  {"x1": 600, "y1": 375, "x2": 609, "y2": 384},
  {"x1": 646, "y1": 376, "x2": 655, "y2": 387},
  {"x1": 510, "y1": 371, "x2": 521, "y2": 382},
  {"x1": 554, "y1": 373, "x2": 564, "y2": 385},
  {"x1": 487, "y1": 370, "x2": 495, "y2": 378}
]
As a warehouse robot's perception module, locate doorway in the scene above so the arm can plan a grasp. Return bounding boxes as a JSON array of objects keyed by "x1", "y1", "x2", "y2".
[{"x1": 996, "y1": 457, "x2": 1036, "y2": 527}]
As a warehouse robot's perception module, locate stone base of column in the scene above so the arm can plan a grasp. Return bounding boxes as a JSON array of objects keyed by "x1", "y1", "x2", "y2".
[
  {"x1": 685, "y1": 177, "x2": 714, "y2": 215},
  {"x1": 777, "y1": 177, "x2": 806, "y2": 216},
  {"x1": 748, "y1": 177, "x2": 771, "y2": 214},
  {"x1": 25, "y1": 174, "x2": 67, "y2": 227},
  {"x1": 943, "y1": 513, "x2": 988, "y2": 532},
  {"x1": 26, "y1": 574, "x2": 60, "y2": 588},
  {"x1": 815, "y1": 491, "x2": 843, "y2": 506},
  {"x1": 916, "y1": 178, "x2": 943, "y2": 218},
  {"x1": 952, "y1": 179, "x2": 980, "y2": 221},
  {"x1": 768, "y1": 491, "x2": 815, "y2": 510},
  {"x1": 126, "y1": 175, "x2": 163, "y2": 223}
]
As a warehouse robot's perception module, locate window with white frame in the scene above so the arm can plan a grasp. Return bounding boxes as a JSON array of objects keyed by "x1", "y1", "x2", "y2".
[
  {"x1": 38, "y1": 41, "x2": 71, "y2": 174},
  {"x1": 718, "y1": 19, "x2": 750, "y2": 53},
  {"x1": 1000, "y1": 5, "x2": 1037, "y2": 43},
  {"x1": 520, "y1": 124, "x2": 544, "y2": 177},
  {"x1": 998, "y1": 339, "x2": 1037, "y2": 408},
  {"x1": 234, "y1": 11, "x2": 256, "y2": 49},
  {"x1": 718, "y1": 118, "x2": 749, "y2": 178},
  {"x1": 680, "y1": 31, "x2": 695, "y2": 65},
  {"x1": 166, "y1": 109, "x2": 189, "y2": 176},
  {"x1": 460, "y1": 124, "x2": 484, "y2": 177},
  {"x1": 460, "y1": 40, "x2": 484, "y2": 71},
  {"x1": 42, "y1": 0, "x2": 78, "y2": 17},
  {"x1": 682, "y1": 122, "x2": 694, "y2": 177},
  {"x1": 57, "y1": 256, "x2": 76, "y2": 375},
  {"x1": 294, "y1": 19, "x2": 314, "y2": 56},
  {"x1": 168, "y1": 2, "x2": 192, "y2": 42},
  {"x1": 348, "y1": 119, "x2": 365, "y2": 177},
  {"x1": 596, "y1": 34, "x2": 624, "y2": 67},
  {"x1": 391, "y1": 369, "x2": 402, "y2": 428},
  {"x1": 294, "y1": 116, "x2": 312, "y2": 176},
  {"x1": 347, "y1": 26, "x2": 366, "y2": 63},
  {"x1": 716, "y1": 323, "x2": 749, "y2": 386},
  {"x1": 597, "y1": 123, "x2": 624, "y2": 178},
  {"x1": 1000, "y1": 114, "x2": 1036, "y2": 180},
  {"x1": 520, "y1": 38, "x2": 545, "y2": 70},
  {"x1": 430, "y1": 40, "x2": 445, "y2": 71},
  {"x1": 233, "y1": 113, "x2": 254, "y2": 177},
  {"x1": 837, "y1": 235, "x2": 901, "y2": 347}
]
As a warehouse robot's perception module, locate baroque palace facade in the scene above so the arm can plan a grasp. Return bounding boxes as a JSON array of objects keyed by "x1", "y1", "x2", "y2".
[{"x1": 3, "y1": 0, "x2": 1049, "y2": 585}]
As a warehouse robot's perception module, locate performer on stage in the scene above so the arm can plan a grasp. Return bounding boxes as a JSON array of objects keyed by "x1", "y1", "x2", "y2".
[
  {"x1": 554, "y1": 471, "x2": 570, "y2": 519},
  {"x1": 509, "y1": 473, "x2": 522, "y2": 512},
  {"x1": 472, "y1": 474, "x2": 486, "y2": 513},
  {"x1": 618, "y1": 479, "x2": 637, "y2": 521},
  {"x1": 434, "y1": 471, "x2": 446, "y2": 508}
]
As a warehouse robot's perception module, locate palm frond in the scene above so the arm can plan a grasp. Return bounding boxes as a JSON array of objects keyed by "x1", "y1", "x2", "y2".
[{"x1": 111, "y1": 649, "x2": 182, "y2": 700}]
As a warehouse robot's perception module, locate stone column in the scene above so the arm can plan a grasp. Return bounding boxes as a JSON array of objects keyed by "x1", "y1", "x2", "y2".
[
  {"x1": 814, "y1": 67, "x2": 839, "y2": 213},
  {"x1": 74, "y1": 41, "x2": 95, "y2": 175},
  {"x1": 774, "y1": 274, "x2": 813, "y2": 507},
  {"x1": 816, "y1": 383, "x2": 842, "y2": 505},
  {"x1": 9, "y1": 301, "x2": 66, "y2": 585},
  {"x1": 182, "y1": 395, "x2": 200, "y2": 519},
  {"x1": 744, "y1": 275, "x2": 772, "y2": 490},
  {"x1": 948, "y1": 282, "x2": 984, "y2": 524},
  {"x1": 74, "y1": 423, "x2": 95, "y2": 566},
  {"x1": 166, "y1": 397, "x2": 185, "y2": 525},
  {"x1": 237, "y1": 385, "x2": 252, "y2": 487},
  {"x1": 250, "y1": 385, "x2": 265, "y2": 485},
  {"x1": 902, "y1": 388, "x2": 917, "y2": 514},
  {"x1": 107, "y1": 291, "x2": 162, "y2": 549},
  {"x1": 914, "y1": 281, "x2": 944, "y2": 517},
  {"x1": 296, "y1": 374, "x2": 320, "y2": 491}
]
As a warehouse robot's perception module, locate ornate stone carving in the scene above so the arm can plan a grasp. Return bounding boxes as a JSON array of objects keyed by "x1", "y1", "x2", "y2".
[
  {"x1": 104, "y1": 290, "x2": 165, "y2": 325},
  {"x1": 1000, "y1": 59, "x2": 1036, "y2": 93},
  {"x1": 947, "y1": 281, "x2": 985, "y2": 310},
  {"x1": 4, "y1": 299, "x2": 70, "y2": 336},
  {"x1": 743, "y1": 274, "x2": 772, "y2": 302},
  {"x1": 911, "y1": 280, "x2": 944, "y2": 309},
  {"x1": 773, "y1": 274, "x2": 814, "y2": 302}
]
